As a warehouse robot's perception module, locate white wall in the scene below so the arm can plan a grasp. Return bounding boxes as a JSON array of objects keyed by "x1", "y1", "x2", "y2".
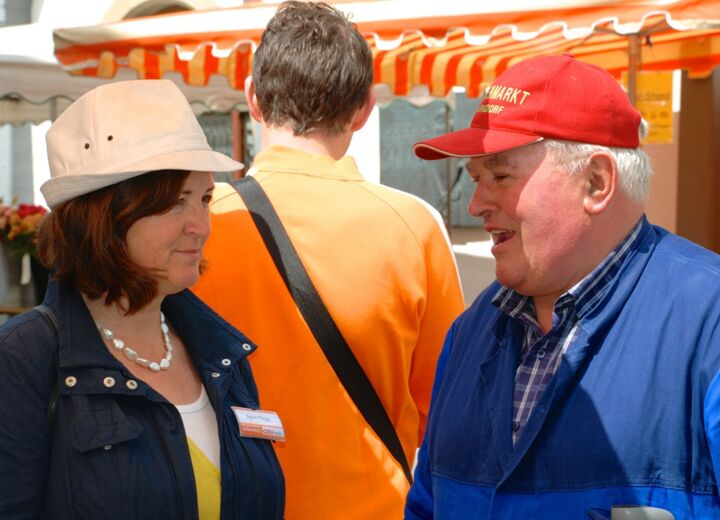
[
  {"x1": 347, "y1": 105, "x2": 380, "y2": 183},
  {"x1": 31, "y1": 122, "x2": 51, "y2": 204},
  {"x1": 0, "y1": 125, "x2": 11, "y2": 202}
]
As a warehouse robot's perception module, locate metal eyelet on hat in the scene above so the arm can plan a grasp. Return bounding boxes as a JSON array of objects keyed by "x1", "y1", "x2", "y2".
[
  {"x1": 65, "y1": 376, "x2": 77, "y2": 387},
  {"x1": 221, "y1": 358, "x2": 231, "y2": 366},
  {"x1": 103, "y1": 377, "x2": 116, "y2": 388},
  {"x1": 241, "y1": 343, "x2": 252, "y2": 351},
  {"x1": 211, "y1": 372, "x2": 221, "y2": 378},
  {"x1": 126, "y1": 380, "x2": 138, "y2": 390}
]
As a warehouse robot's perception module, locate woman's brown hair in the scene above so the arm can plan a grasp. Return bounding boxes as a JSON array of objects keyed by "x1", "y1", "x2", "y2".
[{"x1": 37, "y1": 170, "x2": 192, "y2": 314}]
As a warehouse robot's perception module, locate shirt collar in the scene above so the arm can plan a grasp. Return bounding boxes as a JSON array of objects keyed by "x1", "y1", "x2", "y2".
[
  {"x1": 493, "y1": 216, "x2": 647, "y2": 322},
  {"x1": 567, "y1": 215, "x2": 645, "y2": 318},
  {"x1": 249, "y1": 144, "x2": 365, "y2": 181}
]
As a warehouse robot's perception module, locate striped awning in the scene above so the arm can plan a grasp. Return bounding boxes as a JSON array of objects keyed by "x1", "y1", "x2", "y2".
[{"x1": 53, "y1": 0, "x2": 720, "y2": 98}]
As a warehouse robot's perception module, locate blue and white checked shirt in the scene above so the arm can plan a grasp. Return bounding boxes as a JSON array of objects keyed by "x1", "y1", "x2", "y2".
[{"x1": 492, "y1": 217, "x2": 645, "y2": 445}]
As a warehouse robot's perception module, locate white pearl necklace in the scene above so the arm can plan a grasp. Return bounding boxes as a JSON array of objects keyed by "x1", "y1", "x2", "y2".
[{"x1": 97, "y1": 312, "x2": 173, "y2": 372}]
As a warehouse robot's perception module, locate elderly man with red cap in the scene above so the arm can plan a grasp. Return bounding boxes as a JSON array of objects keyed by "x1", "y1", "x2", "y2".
[{"x1": 405, "y1": 54, "x2": 720, "y2": 519}]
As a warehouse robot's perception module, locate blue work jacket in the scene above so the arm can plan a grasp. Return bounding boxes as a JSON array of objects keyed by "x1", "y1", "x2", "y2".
[
  {"x1": 406, "y1": 220, "x2": 720, "y2": 519},
  {"x1": 0, "y1": 280, "x2": 284, "y2": 519}
]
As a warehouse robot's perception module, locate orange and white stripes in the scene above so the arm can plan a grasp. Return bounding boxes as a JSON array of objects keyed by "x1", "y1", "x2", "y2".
[{"x1": 54, "y1": 5, "x2": 720, "y2": 98}]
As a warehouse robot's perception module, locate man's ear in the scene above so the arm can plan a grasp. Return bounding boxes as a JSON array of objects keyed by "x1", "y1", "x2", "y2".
[
  {"x1": 583, "y1": 152, "x2": 617, "y2": 215},
  {"x1": 244, "y1": 76, "x2": 263, "y2": 123},
  {"x1": 349, "y1": 88, "x2": 377, "y2": 132}
]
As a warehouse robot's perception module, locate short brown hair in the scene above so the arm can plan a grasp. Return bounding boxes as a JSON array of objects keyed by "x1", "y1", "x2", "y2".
[
  {"x1": 252, "y1": 0, "x2": 373, "y2": 136},
  {"x1": 37, "y1": 170, "x2": 191, "y2": 314}
]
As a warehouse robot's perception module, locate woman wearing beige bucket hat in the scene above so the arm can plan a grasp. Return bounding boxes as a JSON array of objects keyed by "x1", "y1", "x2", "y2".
[{"x1": 0, "y1": 80, "x2": 284, "y2": 518}]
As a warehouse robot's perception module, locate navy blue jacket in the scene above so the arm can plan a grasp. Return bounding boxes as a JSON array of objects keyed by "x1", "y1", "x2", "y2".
[
  {"x1": 406, "y1": 221, "x2": 720, "y2": 519},
  {"x1": 0, "y1": 280, "x2": 284, "y2": 519}
]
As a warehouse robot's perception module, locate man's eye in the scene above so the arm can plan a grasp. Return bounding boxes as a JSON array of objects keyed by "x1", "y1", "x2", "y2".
[{"x1": 202, "y1": 194, "x2": 213, "y2": 204}]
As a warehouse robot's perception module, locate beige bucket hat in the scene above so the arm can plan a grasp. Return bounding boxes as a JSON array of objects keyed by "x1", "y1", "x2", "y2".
[{"x1": 41, "y1": 79, "x2": 243, "y2": 209}]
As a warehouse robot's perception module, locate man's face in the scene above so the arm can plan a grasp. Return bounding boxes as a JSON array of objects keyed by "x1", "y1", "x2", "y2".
[{"x1": 466, "y1": 143, "x2": 593, "y2": 302}]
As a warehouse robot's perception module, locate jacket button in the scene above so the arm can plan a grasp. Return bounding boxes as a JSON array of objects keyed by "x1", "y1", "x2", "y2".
[
  {"x1": 103, "y1": 377, "x2": 116, "y2": 388},
  {"x1": 221, "y1": 358, "x2": 231, "y2": 366},
  {"x1": 126, "y1": 379, "x2": 138, "y2": 390},
  {"x1": 65, "y1": 376, "x2": 77, "y2": 387},
  {"x1": 242, "y1": 343, "x2": 252, "y2": 351}
]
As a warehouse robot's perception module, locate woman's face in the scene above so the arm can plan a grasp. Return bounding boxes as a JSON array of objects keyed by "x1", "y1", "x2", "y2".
[{"x1": 126, "y1": 171, "x2": 214, "y2": 296}]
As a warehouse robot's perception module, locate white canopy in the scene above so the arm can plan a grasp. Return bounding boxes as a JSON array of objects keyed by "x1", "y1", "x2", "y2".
[{"x1": 0, "y1": 22, "x2": 246, "y2": 126}]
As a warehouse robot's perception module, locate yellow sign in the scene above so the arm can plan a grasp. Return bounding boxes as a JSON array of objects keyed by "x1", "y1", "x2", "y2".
[{"x1": 622, "y1": 71, "x2": 674, "y2": 144}]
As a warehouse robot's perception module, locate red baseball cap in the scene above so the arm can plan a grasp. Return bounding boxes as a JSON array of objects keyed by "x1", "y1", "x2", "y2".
[{"x1": 413, "y1": 54, "x2": 641, "y2": 160}]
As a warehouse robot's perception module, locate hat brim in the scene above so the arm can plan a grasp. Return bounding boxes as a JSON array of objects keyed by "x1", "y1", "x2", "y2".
[
  {"x1": 414, "y1": 127, "x2": 544, "y2": 160},
  {"x1": 41, "y1": 149, "x2": 243, "y2": 209}
]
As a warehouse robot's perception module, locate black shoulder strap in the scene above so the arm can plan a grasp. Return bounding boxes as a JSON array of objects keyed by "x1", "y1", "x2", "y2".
[
  {"x1": 231, "y1": 176, "x2": 413, "y2": 483},
  {"x1": 34, "y1": 304, "x2": 59, "y2": 425},
  {"x1": 35, "y1": 303, "x2": 58, "y2": 331}
]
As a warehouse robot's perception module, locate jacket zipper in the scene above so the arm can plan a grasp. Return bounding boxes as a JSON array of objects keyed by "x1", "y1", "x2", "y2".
[
  {"x1": 222, "y1": 419, "x2": 241, "y2": 517},
  {"x1": 151, "y1": 406, "x2": 190, "y2": 519}
]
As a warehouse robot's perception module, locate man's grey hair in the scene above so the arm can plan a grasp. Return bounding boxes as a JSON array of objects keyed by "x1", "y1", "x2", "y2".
[{"x1": 542, "y1": 121, "x2": 653, "y2": 201}]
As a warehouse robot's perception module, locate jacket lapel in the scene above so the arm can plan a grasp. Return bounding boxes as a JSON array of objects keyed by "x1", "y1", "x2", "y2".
[
  {"x1": 504, "y1": 326, "x2": 593, "y2": 476},
  {"x1": 478, "y1": 317, "x2": 521, "y2": 471}
]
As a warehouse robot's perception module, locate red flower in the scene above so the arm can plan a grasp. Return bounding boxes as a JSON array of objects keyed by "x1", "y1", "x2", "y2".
[
  {"x1": 0, "y1": 200, "x2": 48, "y2": 257},
  {"x1": 16, "y1": 204, "x2": 47, "y2": 218}
]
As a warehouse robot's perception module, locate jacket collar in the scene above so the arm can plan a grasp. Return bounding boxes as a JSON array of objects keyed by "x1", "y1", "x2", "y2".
[
  {"x1": 45, "y1": 281, "x2": 257, "y2": 373},
  {"x1": 162, "y1": 289, "x2": 258, "y2": 371}
]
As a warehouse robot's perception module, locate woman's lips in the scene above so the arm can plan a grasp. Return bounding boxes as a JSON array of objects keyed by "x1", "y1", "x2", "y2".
[{"x1": 176, "y1": 249, "x2": 201, "y2": 258}]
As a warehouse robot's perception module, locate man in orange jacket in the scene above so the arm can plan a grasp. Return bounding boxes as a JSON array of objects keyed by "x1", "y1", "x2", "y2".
[{"x1": 193, "y1": 2, "x2": 465, "y2": 518}]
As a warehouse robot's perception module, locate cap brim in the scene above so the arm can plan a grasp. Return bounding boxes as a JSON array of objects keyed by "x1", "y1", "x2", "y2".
[
  {"x1": 414, "y1": 127, "x2": 543, "y2": 160},
  {"x1": 41, "y1": 149, "x2": 243, "y2": 209}
]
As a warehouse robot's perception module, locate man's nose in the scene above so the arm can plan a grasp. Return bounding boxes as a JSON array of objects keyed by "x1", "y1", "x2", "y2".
[{"x1": 467, "y1": 182, "x2": 497, "y2": 221}]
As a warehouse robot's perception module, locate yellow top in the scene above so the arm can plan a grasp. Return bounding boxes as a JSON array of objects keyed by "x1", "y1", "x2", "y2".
[
  {"x1": 187, "y1": 437, "x2": 221, "y2": 520},
  {"x1": 194, "y1": 145, "x2": 464, "y2": 519}
]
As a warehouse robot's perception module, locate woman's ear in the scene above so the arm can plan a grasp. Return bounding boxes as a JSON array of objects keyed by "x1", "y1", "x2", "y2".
[
  {"x1": 244, "y1": 76, "x2": 264, "y2": 123},
  {"x1": 583, "y1": 152, "x2": 617, "y2": 215},
  {"x1": 349, "y1": 88, "x2": 377, "y2": 132}
]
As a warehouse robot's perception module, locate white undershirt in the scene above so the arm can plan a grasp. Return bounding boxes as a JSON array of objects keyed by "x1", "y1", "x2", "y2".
[{"x1": 175, "y1": 385, "x2": 221, "y2": 469}]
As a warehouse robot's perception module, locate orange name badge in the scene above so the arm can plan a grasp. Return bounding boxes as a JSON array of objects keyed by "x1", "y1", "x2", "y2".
[{"x1": 231, "y1": 407, "x2": 286, "y2": 442}]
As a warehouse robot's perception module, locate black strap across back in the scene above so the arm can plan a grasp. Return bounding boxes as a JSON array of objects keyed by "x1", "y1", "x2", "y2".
[{"x1": 231, "y1": 176, "x2": 413, "y2": 483}]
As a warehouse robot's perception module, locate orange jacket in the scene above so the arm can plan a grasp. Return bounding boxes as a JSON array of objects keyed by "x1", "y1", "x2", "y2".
[{"x1": 193, "y1": 145, "x2": 464, "y2": 519}]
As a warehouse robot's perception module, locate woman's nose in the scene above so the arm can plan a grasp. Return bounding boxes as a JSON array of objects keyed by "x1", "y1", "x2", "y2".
[{"x1": 185, "y1": 205, "x2": 210, "y2": 237}]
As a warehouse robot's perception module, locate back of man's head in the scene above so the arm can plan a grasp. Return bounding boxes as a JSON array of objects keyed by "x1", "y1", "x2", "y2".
[{"x1": 252, "y1": 1, "x2": 373, "y2": 136}]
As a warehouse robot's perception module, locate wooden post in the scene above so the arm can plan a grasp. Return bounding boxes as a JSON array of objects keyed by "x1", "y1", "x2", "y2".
[{"x1": 628, "y1": 34, "x2": 642, "y2": 107}]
